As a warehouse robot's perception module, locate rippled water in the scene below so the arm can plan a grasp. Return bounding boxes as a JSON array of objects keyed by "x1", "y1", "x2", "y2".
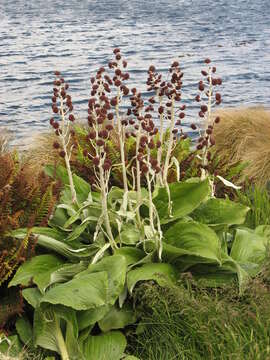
[{"x1": 0, "y1": 0, "x2": 269, "y2": 145}]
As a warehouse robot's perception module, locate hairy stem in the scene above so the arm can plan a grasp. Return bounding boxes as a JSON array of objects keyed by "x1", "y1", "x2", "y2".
[
  {"x1": 116, "y1": 88, "x2": 128, "y2": 209},
  {"x1": 157, "y1": 95, "x2": 164, "y2": 186},
  {"x1": 201, "y1": 68, "x2": 212, "y2": 180},
  {"x1": 163, "y1": 97, "x2": 175, "y2": 216},
  {"x1": 60, "y1": 96, "x2": 77, "y2": 204}
]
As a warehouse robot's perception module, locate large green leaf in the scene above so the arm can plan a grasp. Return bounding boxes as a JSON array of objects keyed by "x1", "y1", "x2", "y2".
[
  {"x1": 9, "y1": 254, "x2": 64, "y2": 293},
  {"x1": 191, "y1": 198, "x2": 249, "y2": 226},
  {"x1": 49, "y1": 262, "x2": 88, "y2": 287},
  {"x1": 127, "y1": 263, "x2": 178, "y2": 293},
  {"x1": 80, "y1": 331, "x2": 126, "y2": 360},
  {"x1": 98, "y1": 305, "x2": 136, "y2": 332},
  {"x1": 16, "y1": 316, "x2": 34, "y2": 348},
  {"x1": 230, "y1": 228, "x2": 268, "y2": 275},
  {"x1": 22, "y1": 288, "x2": 42, "y2": 308},
  {"x1": 117, "y1": 227, "x2": 141, "y2": 245},
  {"x1": 34, "y1": 304, "x2": 78, "y2": 354},
  {"x1": 114, "y1": 247, "x2": 146, "y2": 266},
  {"x1": 9, "y1": 228, "x2": 97, "y2": 259},
  {"x1": 154, "y1": 178, "x2": 210, "y2": 223},
  {"x1": 41, "y1": 272, "x2": 108, "y2": 310},
  {"x1": 163, "y1": 221, "x2": 222, "y2": 266},
  {"x1": 77, "y1": 305, "x2": 110, "y2": 331},
  {"x1": 81, "y1": 255, "x2": 127, "y2": 305}
]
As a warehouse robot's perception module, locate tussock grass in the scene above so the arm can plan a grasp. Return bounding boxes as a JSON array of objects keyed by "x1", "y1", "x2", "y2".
[
  {"x1": 130, "y1": 271, "x2": 270, "y2": 360},
  {"x1": 212, "y1": 106, "x2": 270, "y2": 186}
]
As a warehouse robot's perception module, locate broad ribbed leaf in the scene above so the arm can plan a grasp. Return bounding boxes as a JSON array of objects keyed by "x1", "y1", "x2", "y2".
[
  {"x1": 34, "y1": 304, "x2": 78, "y2": 354},
  {"x1": 98, "y1": 305, "x2": 136, "y2": 332},
  {"x1": 127, "y1": 263, "x2": 178, "y2": 293},
  {"x1": 230, "y1": 228, "x2": 268, "y2": 274},
  {"x1": 9, "y1": 255, "x2": 64, "y2": 293},
  {"x1": 114, "y1": 247, "x2": 145, "y2": 266},
  {"x1": 81, "y1": 255, "x2": 127, "y2": 304},
  {"x1": 77, "y1": 305, "x2": 110, "y2": 331},
  {"x1": 163, "y1": 221, "x2": 222, "y2": 266},
  {"x1": 117, "y1": 227, "x2": 141, "y2": 245},
  {"x1": 154, "y1": 178, "x2": 210, "y2": 223},
  {"x1": 49, "y1": 262, "x2": 88, "y2": 287},
  {"x1": 41, "y1": 272, "x2": 108, "y2": 310},
  {"x1": 22, "y1": 288, "x2": 42, "y2": 308},
  {"x1": 9, "y1": 228, "x2": 97, "y2": 259},
  {"x1": 191, "y1": 198, "x2": 249, "y2": 226},
  {"x1": 80, "y1": 331, "x2": 126, "y2": 360},
  {"x1": 16, "y1": 317, "x2": 33, "y2": 348}
]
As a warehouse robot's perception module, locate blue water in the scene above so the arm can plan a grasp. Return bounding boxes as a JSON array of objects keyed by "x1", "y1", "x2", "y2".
[{"x1": 0, "y1": 0, "x2": 269, "y2": 145}]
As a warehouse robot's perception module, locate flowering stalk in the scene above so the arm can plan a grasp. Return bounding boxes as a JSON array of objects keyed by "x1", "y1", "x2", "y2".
[
  {"x1": 193, "y1": 58, "x2": 223, "y2": 187},
  {"x1": 50, "y1": 72, "x2": 77, "y2": 204}
]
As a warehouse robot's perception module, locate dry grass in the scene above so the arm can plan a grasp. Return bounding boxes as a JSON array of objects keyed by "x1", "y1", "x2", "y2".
[{"x1": 212, "y1": 106, "x2": 270, "y2": 186}]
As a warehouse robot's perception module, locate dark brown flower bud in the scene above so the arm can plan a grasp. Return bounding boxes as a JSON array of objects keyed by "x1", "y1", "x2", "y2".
[
  {"x1": 148, "y1": 65, "x2": 156, "y2": 72},
  {"x1": 69, "y1": 114, "x2": 75, "y2": 122},
  {"x1": 110, "y1": 98, "x2": 118, "y2": 106},
  {"x1": 53, "y1": 141, "x2": 60, "y2": 149},
  {"x1": 190, "y1": 123, "x2": 197, "y2": 130},
  {"x1": 148, "y1": 140, "x2": 155, "y2": 149},
  {"x1": 201, "y1": 104, "x2": 208, "y2": 113},
  {"x1": 215, "y1": 93, "x2": 221, "y2": 101},
  {"x1": 141, "y1": 164, "x2": 148, "y2": 173},
  {"x1": 171, "y1": 61, "x2": 179, "y2": 68},
  {"x1": 122, "y1": 60, "x2": 127, "y2": 68},
  {"x1": 206, "y1": 128, "x2": 212, "y2": 135},
  {"x1": 156, "y1": 140, "x2": 161, "y2": 148},
  {"x1": 93, "y1": 157, "x2": 100, "y2": 166},
  {"x1": 198, "y1": 82, "x2": 204, "y2": 91},
  {"x1": 107, "y1": 113, "x2": 114, "y2": 120},
  {"x1": 52, "y1": 96, "x2": 57, "y2": 103},
  {"x1": 103, "y1": 161, "x2": 111, "y2": 171},
  {"x1": 113, "y1": 48, "x2": 120, "y2": 54},
  {"x1": 217, "y1": 78, "x2": 222, "y2": 85},
  {"x1": 155, "y1": 166, "x2": 161, "y2": 173},
  {"x1": 88, "y1": 131, "x2": 96, "y2": 140},
  {"x1": 179, "y1": 112, "x2": 185, "y2": 119},
  {"x1": 52, "y1": 106, "x2": 59, "y2": 114},
  {"x1": 158, "y1": 106, "x2": 164, "y2": 114},
  {"x1": 172, "y1": 128, "x2": 178, "y2": 134},
  {"x1": 53, "y1": 122, "x2": 59, "y2": 129},
  {"x1": 204, "y1": 58, "x2": 211, "y2": 64},
  {"x1": 114, "y1": 79, "x2": 121, "y2": 87},
  {"x1": 215, "y1": 116, "x2": 220, "y2": 124},
  {"x1": 122, "y1": 73, "x2": 130, "y2": 80},
  {"x1": 50, "y1": 118, "x2": 55, "y2": 125},
  {"x1": 197, "y1": 143, "x2": 203, "y2": 150},
  {"x1": 212, "y1": 78, "x2": 218, "y2": 86},
  {"x1": 212, "y1": 66, "x2": 216, "y2": 73},
  {"x1": 199, "y1": 111, "x2": 205, "y2": 118},
  {"x1": 115, "y1": 53, "x2": 121, "y2": 60},
  {"x1": 201, "y1": 70, "x2": 208, "y2": 77},
  {"x1": 59, "y1": 150, "x2": 66, "y2": 158},
  {"x1": 195, "y1": 94, "x2": 200, "y2": 102},
  {"x1": 105, "y1": 124, "x2": 113, "y2": 131},
  {"x1": 210, "y1": 136, "x2": 215, "y2": 145},
  {"x1": 96, "y1": 139, "x2": 105, "y2": 147}
]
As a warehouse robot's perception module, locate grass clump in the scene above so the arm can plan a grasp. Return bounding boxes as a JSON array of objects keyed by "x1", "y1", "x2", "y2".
[
  {"x1": 130, "y1": 276, "x2": 270, "y2": 360},
  {"x1": 213, "y1": 107, "x2": 270, "y2": 187}
]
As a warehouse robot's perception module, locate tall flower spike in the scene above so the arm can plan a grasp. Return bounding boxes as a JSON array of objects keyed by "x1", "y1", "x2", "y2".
[{"x1": 49, "y1": 72, "x2": 77, "y2": 204}]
